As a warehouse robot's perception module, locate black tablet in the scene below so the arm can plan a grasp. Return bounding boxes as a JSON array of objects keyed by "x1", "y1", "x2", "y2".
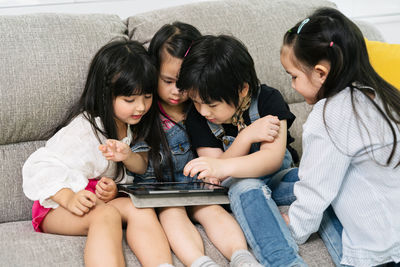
[{"x1": 118, "y1": 181, "x2": 228, "y2": 195}]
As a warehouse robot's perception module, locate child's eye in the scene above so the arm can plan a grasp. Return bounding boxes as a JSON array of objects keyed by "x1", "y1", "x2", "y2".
[
  {"x1": 125, "y1": 98, "x2": 135, "y2": 103},
  {"x1": 208, "y1": 104, "x2": 217, "y2": 108},
  {"x1": 144, "y1": 94, "x2": 152, "y2": 99},
  {"x1": 162, "y1": 78, "x2": 174, "y2": 84},
  {"x1": 291, "y1": 76, "x2": 297, "y2": 80}
]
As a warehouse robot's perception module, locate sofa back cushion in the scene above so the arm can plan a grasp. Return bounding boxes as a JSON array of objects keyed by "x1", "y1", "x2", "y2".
[
  {"x1": 0, "y1": 14, "x2": 127, "y2": 223},
  {"x1": 127, "y1": 0, "x2": 384, "y2": 157},
  {"x1": 127, "y1": 0, "x2": 337, "y2": 157}
]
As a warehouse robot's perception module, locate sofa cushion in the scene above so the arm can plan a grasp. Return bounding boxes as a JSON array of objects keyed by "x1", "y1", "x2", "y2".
[
  {"x1": 0, "y1": 221, "x2": 229, "y2": 267},
  {"x1": 0, "y1": 13, "x2": 127, "y2": 145},
  {"x1": 0, "y1": 214, "x2": 333, "y2": 266}
]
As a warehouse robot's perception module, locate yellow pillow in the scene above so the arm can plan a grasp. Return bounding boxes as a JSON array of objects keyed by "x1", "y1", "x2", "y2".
[{"x1": 365, "y1": 38, "x2": 400, "y2": 90}]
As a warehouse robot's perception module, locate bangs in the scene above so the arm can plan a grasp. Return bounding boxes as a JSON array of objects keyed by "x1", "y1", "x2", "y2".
[
  {"x1": 179, "y1": 58, "x2": 238, "y2": 105},
  {"x1": 112, "y1": 53, "x2": 157, "y2": 97}
]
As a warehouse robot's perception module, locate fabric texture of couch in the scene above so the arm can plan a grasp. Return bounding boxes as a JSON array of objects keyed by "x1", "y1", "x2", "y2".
[{"x1": 0, "y1": 0, "x2": 384, "y2": 266}]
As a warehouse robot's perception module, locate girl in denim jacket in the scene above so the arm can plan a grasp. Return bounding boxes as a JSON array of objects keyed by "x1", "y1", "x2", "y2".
[{"x1": 125, "y1": 22, "x2": 261, "y2": 267}]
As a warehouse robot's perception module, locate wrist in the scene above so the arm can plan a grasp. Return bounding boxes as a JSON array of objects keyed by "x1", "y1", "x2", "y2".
[
  {"x1": 238, "y1": 128, "x2": 254, "y2": 144},
  {"x1": 220, "y1": 159, "x2": 233, "y2": 178},
  {"x1": 52, "y1": 188, "x2": 75, "y2": 208},
  {"x1": 121, "y1": 150, "x2": 134, "y2": 163}
]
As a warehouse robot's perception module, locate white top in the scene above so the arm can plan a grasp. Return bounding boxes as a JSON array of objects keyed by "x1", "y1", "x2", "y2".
[
  {"x1": 288, "y1": 87, "x2": 400, "y2": 266},
  {"x1": 22, "y1": 113, "x2": 134, "y2": 209}
]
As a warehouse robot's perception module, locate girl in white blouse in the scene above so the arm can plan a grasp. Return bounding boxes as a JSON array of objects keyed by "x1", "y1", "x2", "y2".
[
  {"x1": 22, "y1": 40, "x2": 173, "y2": 267},
  {"x1": 280, "y1": 7, "x2": 400, "y2": 267}
]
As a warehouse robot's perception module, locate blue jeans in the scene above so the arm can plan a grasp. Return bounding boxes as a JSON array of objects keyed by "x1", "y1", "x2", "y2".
[
  {"x1": 319, "y1": 207, "x2": 400, "y2": 267},
  {"x1": 226, "y1": 168, "x2": 307, "y2": 267}
]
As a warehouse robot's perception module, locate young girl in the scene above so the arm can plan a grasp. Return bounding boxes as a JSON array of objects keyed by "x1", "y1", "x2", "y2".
[
  {"x1": 280, "y1": 8, "x2": 400, "y2": 267},
  {"x1": 22, "y1": 40, "x2": 173, "y2": 267},
  {"x1": 124, "y1": 21, "x2": 260, "y2": 267},
  {"x1": 177, "y1": 34, "x2": 307, "y2": 267}
]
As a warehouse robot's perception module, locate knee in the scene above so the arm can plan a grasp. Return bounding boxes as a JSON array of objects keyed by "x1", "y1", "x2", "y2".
[
  {"x1": 90, "y1": 204, "x2": 122, "y2": 226},
  {"x1": 158, "y1": 207, "x2": 187, "y2": 223},
  {"x1": 229, "y1": 179, "x2": 268, "y2": 198},
  {"x1": 192, "y1": 205, "x2": 226, "y2": 221}
]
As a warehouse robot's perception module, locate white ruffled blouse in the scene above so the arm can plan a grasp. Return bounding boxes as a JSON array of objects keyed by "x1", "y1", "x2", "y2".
[{"x1": 22, "y1": 113, "x2": 133, "y2": 209}]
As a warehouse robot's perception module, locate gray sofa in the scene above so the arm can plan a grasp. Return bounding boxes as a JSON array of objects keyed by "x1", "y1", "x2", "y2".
[{"x1": 0, "y1": 0, "x2": 384, "y2": 266}]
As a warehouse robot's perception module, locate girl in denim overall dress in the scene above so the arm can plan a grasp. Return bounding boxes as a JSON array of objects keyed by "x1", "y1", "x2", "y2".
[
  {"x1": 128, "y1": 22, "x2": 262, "y2": 267},
  {"x1": 281, "y1": 8, "x2": 400, "y2": 267},
  {"x1": 177, "y1": 35, "x2": 307, "y2": 267}
]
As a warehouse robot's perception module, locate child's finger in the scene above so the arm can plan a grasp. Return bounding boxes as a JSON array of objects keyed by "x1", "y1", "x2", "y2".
[
  {"x1": 79, "y1": 195, "x2": 95, "y2": 209},
  {"x1": 270, "y1": 124, "x2": 280, "y2": 131},
  {"x1": 197, "y1": 170, "x2": 210, "y2": 180},
  {"x1": 95, "y1": 184, "x2": 104, "y2": 194},
  {"x1": 83, "y1": 190, "x2": 97, "y2": 205},
  {"x1": 95, "y1": 191, "x2": 105, "y2": 200},
  {"x1": 75, "y1": 200, "x2": 90, "y2": 214},
  {"x1": 269, "y1": 116, "x2": 280, "y2": 125},
  {"x1": 98, "y1": 145, "x2": 106, "y2": 152},
  {"x1": 104, "y1": 152, "x2": 114, "y2": 158}
]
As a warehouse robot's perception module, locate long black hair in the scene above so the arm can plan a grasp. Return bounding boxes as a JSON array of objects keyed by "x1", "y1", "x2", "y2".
[
  {"x1": 283, "y1": 7, "x2": 400, "y2": 166},
  {"x1": 177, "y1": 34, "x2": 260, "y2": 107},
  {"x1": 148, "y1": 21, "x2": 201, "y2": 181},
  {"x1": 52, "y1": 39, "x2": 161, "y2": 180}
]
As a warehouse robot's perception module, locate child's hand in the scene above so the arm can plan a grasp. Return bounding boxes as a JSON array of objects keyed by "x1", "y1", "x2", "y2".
[
  {"x1": 281, "y1": 212, "x2": 290, "y2": 225},
  {"x1": 184, "y1": 157, "x2": 229, "y2": 180},
  {"x1": 203, "y1": 177, "x2": 221, "y2": 185},
  {"x1": 242, "y1": 115, "x2": 280, "y2": 143},
  {"x1": 66, "y1": 190, "x2": 97, "y2": 216},
  {"x1": 95, "y1": 177, "x2": 118, "y2": 202},
  {"x1": 99, "y1": 139, "x2": 131, "y2": 162}
]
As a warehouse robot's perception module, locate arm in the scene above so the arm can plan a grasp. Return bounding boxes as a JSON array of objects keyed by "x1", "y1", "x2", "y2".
[
  {"x1": 184, "y1": 120, "x2": 288, "y2": 180},
  {"x1": 220, "y1": 115, "x2": 280, "y2": 159},
  {"x1": 22, "y1": 115, "x2": 109, "y2": 209},
  {"x1": 51, "y1": 187, "x2": 97, "y2": 216},
  {"x1": 99, "y1": 139, "x2": 148, "y2": 174},
  {"x1": 288, "y1": 122, "x2": 350, "y2": 244}
]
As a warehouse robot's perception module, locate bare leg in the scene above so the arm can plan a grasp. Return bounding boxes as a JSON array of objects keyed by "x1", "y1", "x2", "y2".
[
  {"x1": 158, "y1": 206, "x2": 204, "y2": 266},
  {"x1": 108, "y1": 197, "x2": 172, "y2": 267},
  {"x1": 42, "y1": 203, "x2": 124, "y2": 267},
  {"x1": 190, "y1": 205, "x2": 248, "y2": 259}
]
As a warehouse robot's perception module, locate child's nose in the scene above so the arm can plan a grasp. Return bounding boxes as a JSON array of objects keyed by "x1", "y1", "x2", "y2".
[
  {"x1": 136, "y1": 98, "x2": 146, "y2": 112},
  {"x1": 199, "y1": 105, "x2": 210, "y2": 117},
  {"x1": 171, "y1": 85, "x2": 180, "y2": 95}
]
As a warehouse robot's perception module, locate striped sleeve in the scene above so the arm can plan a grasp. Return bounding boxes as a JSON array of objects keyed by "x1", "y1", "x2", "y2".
[{"x1": 288, "y1": 106, "x2": 351, "y2": 244}]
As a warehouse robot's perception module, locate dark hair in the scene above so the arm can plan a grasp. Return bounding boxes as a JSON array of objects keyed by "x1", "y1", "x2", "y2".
[
  {"x1": 149, "y1": 21, "x2": 201, "y2": 68},
  {"x1": 52, "y1": 39, "x2": 162, "y2": 180},
  {"x1": 283, "y1": 7, "x2": 400, "y2": 167},
  {"x1": 177, "y1": 35, "x2": 260, "y2": 107},
  {"x1": 148, "y1": 22, "x2": 201, "y2": 181}
]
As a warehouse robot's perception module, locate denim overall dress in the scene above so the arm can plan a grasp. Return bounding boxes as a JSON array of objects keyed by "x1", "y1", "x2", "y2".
[
  {"x1": 206, "y1": 90, "x2": 307, "y2": 267},
  {"x1": 129, "y1": 121, "x2": 196, "y2": 183}
]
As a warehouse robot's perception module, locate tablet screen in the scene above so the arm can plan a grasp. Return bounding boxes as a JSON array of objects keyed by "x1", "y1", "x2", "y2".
[{"x1": 118, "y1": 181, "x2": 228, "y2": 195}]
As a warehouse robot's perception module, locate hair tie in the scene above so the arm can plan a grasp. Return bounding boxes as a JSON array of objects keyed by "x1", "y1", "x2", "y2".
[
  {"x1": 297, "y1": 18, "x2": 310, "y2": 34},
  {"x1": 184, "y1": 42, "x2": 193, "y2": 57},
  {"x1": 329, "y1": 41, "x2": 334, "y2": 47}
]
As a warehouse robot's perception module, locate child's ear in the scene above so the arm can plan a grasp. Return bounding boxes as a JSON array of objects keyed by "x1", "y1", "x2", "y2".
[
  {"x1": 314, "y1": 60, "x2": 330, "y2": 84},
  {"x1": 239, "y1": 83, "x2": 250, "y2": 98}
]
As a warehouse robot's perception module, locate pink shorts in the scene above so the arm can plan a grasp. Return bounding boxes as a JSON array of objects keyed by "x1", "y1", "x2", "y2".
[{"x1": 32, "y1": 179, "x2": 98, "y2": 232}]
